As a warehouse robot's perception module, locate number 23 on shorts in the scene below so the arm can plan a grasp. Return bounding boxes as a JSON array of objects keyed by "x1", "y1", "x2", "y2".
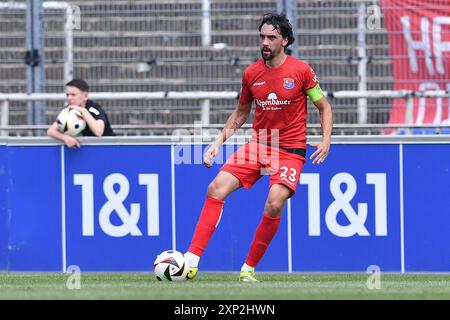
[{"x1": 280, "y1": 166, "x2": 297, "y2": 182}]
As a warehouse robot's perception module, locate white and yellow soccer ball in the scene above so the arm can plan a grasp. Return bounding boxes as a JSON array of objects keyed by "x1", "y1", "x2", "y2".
[
  {"x1": 56, "y1": 107, "x2": 86, "y2": 137},
  {"x1": 153, "y1": 250, "x2": 190, "y2": 281}
]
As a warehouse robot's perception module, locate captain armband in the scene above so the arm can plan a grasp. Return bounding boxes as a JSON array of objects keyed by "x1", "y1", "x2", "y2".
[{"x1": 306, "y1": 84, "x2": 324, "y2": 102}]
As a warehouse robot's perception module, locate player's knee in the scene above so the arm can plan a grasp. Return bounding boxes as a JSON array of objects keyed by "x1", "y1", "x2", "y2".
[
  {"x1": 265, "y1": 199, "x2": 284, "y2": 215},
  {"x1": 207, "y1": 180, "x2": 225, "y2": 199}
]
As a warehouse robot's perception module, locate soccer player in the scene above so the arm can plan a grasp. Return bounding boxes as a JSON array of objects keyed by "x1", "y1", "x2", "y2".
[
  {"x1": 47, "y1": 78, "x2": 115, "y2": 148},
  {"x1": 184, "y1": 13, "x2": 333, "y2": 282}
]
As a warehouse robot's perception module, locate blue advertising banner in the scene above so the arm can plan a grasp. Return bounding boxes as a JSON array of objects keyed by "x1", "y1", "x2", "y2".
[
  {"x1": 64, "y1": 145, "x2": 173, "y2": 271},
  {"x1": 6, "y1": 146, "x2": 62, "y2": 271},
  {"x1": 403, "y1": 144, "x2": 450, "y2": 271},
  {"x1": 291, "y1": 145, "x2": 402, "y2": 272},
  {"x1": 0, "y1": 146, "x2": 7, "y2": 269},
  {"x1": 0, "y1": 142, "x2": 449, "y2": 272}
]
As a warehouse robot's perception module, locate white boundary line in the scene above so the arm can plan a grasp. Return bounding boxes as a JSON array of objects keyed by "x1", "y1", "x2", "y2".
[
  {"x1": 61, "y1": 146, "x2": 67, "y2": 273},
  {"x1": 287, "y1": 198, "x2": 292, "y2": 273},
  {"x1": 399, "y1": 144, "x2": 405, "y2": 273},
  {"x1": 171, "y1": 145, "x2": 177, "y2": 250}
]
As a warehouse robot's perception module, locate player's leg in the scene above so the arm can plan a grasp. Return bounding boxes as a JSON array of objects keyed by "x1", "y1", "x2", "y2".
[
  {"x1": 240, "y1": 148, "x2": 305, "y2": 282},
  {"x1": 186, "y1": 141, "x2": 262, "y2": 279},
  {"x1": 185, "y1": 171, "x2": 241, "y2": 278},
  {"x1": 240, "y1": 184, "x2": 291, "y2": 282}
]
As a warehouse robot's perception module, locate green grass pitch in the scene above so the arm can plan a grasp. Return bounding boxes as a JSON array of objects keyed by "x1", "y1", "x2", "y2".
[{"x1": 0, "y1": 272, "x2": 449, "y2": 300}]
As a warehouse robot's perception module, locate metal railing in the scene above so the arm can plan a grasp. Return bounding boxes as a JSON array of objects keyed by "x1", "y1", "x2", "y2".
[{"x1": 1, "y1": 90, "x2": 449, "y2": 136}]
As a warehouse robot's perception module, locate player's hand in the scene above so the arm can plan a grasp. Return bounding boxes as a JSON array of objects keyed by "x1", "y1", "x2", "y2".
[
  {"x1": 309, "y1": 139, "x2": 330, "y2": 164},
  {"x1": 68, "y1": 104, "x2": 82, "y2": 110},
  {"x1": 68, "y1": 105, "x2": 86, "y2": 115},
  {"x1": 63, "y1": 135, "x2": 80, "y2": 148},
  {"x1": 203, "y1": 144, "x2": 219, "y2": 168}
]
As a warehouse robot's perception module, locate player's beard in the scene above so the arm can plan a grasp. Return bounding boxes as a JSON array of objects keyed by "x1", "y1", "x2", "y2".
[{"x1": 261, "y1": 47, "x2": 274, "y2": 61}]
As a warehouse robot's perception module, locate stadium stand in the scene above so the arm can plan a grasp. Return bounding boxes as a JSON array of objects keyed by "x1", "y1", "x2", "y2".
[{"x1": 0, "y1": 0, "x2": 416, "y2": 135}]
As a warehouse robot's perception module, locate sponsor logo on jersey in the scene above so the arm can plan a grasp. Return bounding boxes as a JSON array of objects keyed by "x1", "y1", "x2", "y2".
[
  {"x1": 252, "y1": 81, "x2": 266, "y2": 87},
  {"x1": 283, "y1": 78, "x2": 295, "y2": 89},
  {"x1": 255, "y1": 92, "x2": 291, "y2": 110}
]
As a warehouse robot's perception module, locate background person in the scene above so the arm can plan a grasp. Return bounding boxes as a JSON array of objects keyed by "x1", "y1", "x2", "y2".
[{"x1": 47, "y1": 78, "x2": 115, "y2": 148}]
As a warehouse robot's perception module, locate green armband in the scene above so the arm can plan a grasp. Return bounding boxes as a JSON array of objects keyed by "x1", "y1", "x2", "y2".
[{"x1": 306, "y1": 84, "x2": 324, "y2": 102}]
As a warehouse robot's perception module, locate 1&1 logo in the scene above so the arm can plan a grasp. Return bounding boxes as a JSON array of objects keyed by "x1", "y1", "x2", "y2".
[{"x1": 73, "y1": 173, "x2": 160, "y2": 237}]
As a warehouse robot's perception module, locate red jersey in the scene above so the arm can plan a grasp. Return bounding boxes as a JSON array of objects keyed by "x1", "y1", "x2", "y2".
[{"x1": 239, "y1": 55, "x2": 319, "y2": 149}]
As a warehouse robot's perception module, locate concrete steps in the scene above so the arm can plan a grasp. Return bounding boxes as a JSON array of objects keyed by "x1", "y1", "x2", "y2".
[{"x1": 0, "y1": 0, "x2": 393, "y2": 127}]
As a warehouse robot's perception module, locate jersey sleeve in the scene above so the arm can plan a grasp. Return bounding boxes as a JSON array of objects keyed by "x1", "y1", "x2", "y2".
[
  {"x1": 238, "y1": 69, "x2": 253, "y2": 105},
  {"x1": 303, "y1": 65, "x2": 320, "y2": 91},
  {"x1": 87, "y1": 104, "x2": 107, "y2": 122}
]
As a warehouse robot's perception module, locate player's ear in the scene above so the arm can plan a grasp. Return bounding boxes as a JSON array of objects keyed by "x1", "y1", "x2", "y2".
[{"x1": 282, "y1": 37, "x2": 289, "y2": 48}]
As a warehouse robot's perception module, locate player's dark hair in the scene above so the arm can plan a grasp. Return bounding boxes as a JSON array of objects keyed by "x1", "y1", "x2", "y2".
[
  {"x1": 65, "y1": 78, "x2": 89, "y2": 92},
  {"x1": 258, "y1": 13, "x2": 295, "y2": 48}
]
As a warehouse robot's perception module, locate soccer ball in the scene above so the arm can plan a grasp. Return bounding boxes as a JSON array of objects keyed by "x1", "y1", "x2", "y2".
[
  {"x1": 153, "y1": 250, "x2": 190, "y2": 281},
  {"x1": 56, "y1": 107, "x2": 86, "y2": 137},
  {"x1": 56, "y1": 107, "x2": 70, "y2": 132}
]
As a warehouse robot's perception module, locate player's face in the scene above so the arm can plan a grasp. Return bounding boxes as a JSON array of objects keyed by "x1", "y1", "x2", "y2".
[
  {"x1": 259, "y1": 24, "x2": 288, "y2": 61},
  {"x1": 65, "y1": 86, "x2": 88, "y2": 107}
]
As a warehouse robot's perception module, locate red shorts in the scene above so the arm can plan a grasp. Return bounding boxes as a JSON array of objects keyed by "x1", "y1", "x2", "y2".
[{"x1": 220, "y1": 142, "x2": 306, "y2": 195}]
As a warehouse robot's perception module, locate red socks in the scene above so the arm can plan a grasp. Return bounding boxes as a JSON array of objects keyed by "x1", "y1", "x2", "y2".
[
  {"x1": 188, "y1": 198, "x2": 280, "y2": 269},
  {"x1": 245, "y1": 213, "x2": 281, "y2": 267},
  {"x1": 188, "y1": 196, "x2": 224, "y2": 256}
]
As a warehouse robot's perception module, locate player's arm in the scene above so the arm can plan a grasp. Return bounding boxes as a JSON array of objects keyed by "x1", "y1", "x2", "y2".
[
  {"x1": 307, "y1": 84, "x2": 333, "y2": 164},
  {"x1": 203, "y1": 102, "x2": 252, "y2": 168},
  {"x1": 47, "y1": 121, "x2": 80, "y2": 148},
  {"x1": 217, "y1": 102, "x2": 252, "y2": 145},
  {"x1": 69, "y1": 105, "x2": 105, "y2": 137}
]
